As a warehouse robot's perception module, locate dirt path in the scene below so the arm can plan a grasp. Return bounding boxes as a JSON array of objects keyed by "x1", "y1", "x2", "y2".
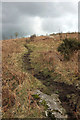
[{"x1": 23, "y1": 43, "x2": 80, "y2": 119}]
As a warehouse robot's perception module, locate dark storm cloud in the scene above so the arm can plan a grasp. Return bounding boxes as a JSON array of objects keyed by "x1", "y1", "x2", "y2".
[
  {"x1": 12, "y1": 2, "x2": 76, "y2": 17},
  {"x1": 2, "y1": 2, "x2": 78, "y2": 40},
  {"x1": 3, "y1": 2, "x2": 77, "y2": 19}
]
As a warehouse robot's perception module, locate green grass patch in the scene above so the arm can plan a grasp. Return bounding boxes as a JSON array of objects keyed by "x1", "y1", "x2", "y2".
[
  {"x1": 41, "y1": 100, "x2": 48, "y2": 110},
  {"x1": 32, "y1": 94, "x2": 40, "y2": 100}
]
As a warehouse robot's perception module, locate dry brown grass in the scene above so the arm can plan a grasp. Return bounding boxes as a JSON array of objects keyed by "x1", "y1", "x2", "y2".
[
  {"x1": 2, "y1": 37, "x2": 47, "y2": 118},
  {"x1": 2, "y1": 38, "x2": 29, "y2": 113},
  {"x1": 29, "y1": 33, "x2": 79, "y2": 84},
  {"x1": 2, "y1": 33, "x2": 79, "y2": 118}
]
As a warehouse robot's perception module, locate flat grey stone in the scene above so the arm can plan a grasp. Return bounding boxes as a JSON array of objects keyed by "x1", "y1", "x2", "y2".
[{"x1": 34, "y1": 90, "x2": 68, "y2": 119}]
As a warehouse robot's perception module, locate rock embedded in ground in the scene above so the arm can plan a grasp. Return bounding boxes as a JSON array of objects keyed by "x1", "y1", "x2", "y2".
[{"x1": 34, "y1": 90, "x2": 68, "y2": 119}]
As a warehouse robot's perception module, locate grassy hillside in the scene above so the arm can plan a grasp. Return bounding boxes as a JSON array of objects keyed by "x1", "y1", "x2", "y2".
[{"x1": 2, "y1": 33, "x2": 80, "y2": 119}]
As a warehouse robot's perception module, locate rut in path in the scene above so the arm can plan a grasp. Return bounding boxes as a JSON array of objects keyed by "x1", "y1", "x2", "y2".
[{"x1": 23, "y1": 43, "x2": 80, "y2": 119}]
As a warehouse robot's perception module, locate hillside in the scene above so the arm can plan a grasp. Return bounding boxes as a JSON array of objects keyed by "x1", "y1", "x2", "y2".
[{"x1": 2, "y1": 33, "x2": 80, "y2": 119}]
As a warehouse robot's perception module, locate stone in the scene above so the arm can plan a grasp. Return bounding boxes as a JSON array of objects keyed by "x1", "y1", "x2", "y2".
[{"x1": 34, "y1": 90, "x2": 68, "y2": 119}]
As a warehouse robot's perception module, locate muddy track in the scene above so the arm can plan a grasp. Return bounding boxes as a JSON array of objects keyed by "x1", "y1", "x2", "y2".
[
  {"x1": 22, "y1": 43, "x2": 80, "y2": 119},
  {"x1": 22, "y1": 45, "x2": 34, "y2": 72}
]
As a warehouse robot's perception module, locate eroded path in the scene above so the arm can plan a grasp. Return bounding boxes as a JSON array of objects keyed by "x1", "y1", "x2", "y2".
[{"x1": 23, "y1": 41, "x2": 80, "y2": 119}]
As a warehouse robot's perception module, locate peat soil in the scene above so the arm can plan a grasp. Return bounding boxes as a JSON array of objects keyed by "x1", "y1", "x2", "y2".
[{"x1": 22, "y1": 44, "x2": 80, "y2": 119}]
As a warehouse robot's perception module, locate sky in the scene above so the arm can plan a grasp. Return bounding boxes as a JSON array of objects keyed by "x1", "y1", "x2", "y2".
[
  {"x1": 0, "y1": 2, "x2": 2, "y2": 40},
  {"x1": 1, "y1": 1, "x2": 78, "y2": 40}
]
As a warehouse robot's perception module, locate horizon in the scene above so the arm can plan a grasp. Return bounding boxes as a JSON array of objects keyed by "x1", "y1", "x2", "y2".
[{"x1": 1, "y1": 31, "x2": 79, "y2": 40}]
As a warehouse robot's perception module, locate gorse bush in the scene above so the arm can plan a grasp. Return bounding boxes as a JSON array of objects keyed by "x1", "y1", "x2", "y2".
[
  {"x1": 30, "y1": 34, "x2": 36, "y2": 40},
  {"x1": 57, "y1": 38, "x2": 80, "y2": 60}
]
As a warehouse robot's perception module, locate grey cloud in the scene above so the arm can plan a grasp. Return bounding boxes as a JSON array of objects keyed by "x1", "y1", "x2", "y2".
[
  {"x1": 3, "y1": 2, "x2": 77, "y2": 18},
  {"x1": 2, "y1": 2, "x2": 78, "y2": 40},
  {"x1": 0, "y1": 2, "x2": 2, "y2": 40}
]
